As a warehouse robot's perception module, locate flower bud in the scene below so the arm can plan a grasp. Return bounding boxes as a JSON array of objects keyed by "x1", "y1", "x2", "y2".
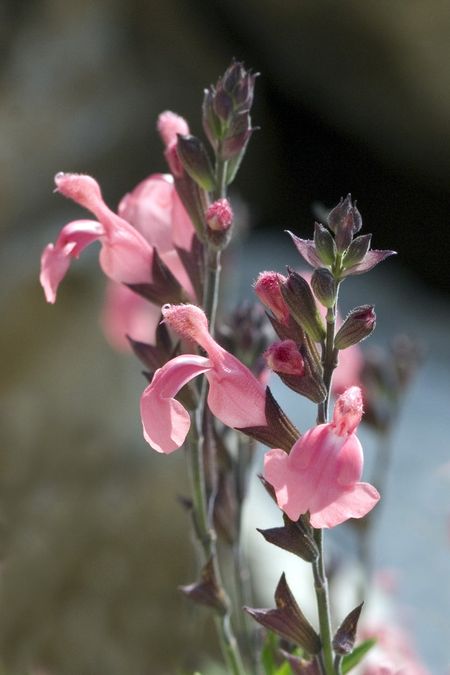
[
  {"x1": 311, "y1": 268, "x2": 336, "y2": 308},
  {"x1": 314, "y1": 222, "x2": 336, "y2": 266},
  {"x1": 253, "y1": 271, "x2": 290, "y2": 324},
  {"x1": 265, "y1": 340, "x2": 305, "y2": 376},
  {"x1": 328, "y1": 194, "x2": 362, "y2": 252},
  {"x1": 281, "y1": 270, "x2": 326, "y2": 342},
  {"x1": 334, "y1": 305, "x2": 376, "y2": 349},
  {"x1": 206, "y1": 199, "x2": 233, "y2": 232},
  {"x1": 176, "y1": 134, "x2": 216, "y2": 191},
  {"x1": 342, "y1": 233, "x2": 372, "y2": 269}
]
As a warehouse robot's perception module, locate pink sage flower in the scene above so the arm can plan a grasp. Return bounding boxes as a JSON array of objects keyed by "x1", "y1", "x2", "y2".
[
  {"x1": 118, "y1": 173, "x2": 195, "y2": 297},
  {"x1": 264, "y1": 386, "x2": 379, "y2": 528},
  {"x1": 101, "y1": 281, "x2": 162, "y2": 351},
  {"x1": 140, "y1": 304, "x2": 267, "y2": 453},
  {"x1": 40, "y1": 173, "x2": 154, "y2": 303}
]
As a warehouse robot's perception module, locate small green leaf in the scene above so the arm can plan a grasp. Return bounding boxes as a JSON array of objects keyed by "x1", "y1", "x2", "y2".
[
  {"x1": 342, "y1": 638, "x2": 376, "y2": 673},
  {"x1": 262, "y1": 631, "x2": 278, "y2": 674},
  {"x1": 274, "y1": 662, "x2": 294, "y2": 675}
]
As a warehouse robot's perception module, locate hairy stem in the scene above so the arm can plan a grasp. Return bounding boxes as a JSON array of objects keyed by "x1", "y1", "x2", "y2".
[
  {"x1": 187, "y1": 157, "x2": 245, "y2": 674},
  {"x1": 313, "y1": 287, "x2": 341, "y2": 675}
]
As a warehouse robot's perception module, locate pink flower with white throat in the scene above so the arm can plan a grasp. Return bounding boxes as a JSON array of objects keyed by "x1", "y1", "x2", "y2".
[
  {"x1": 140, "y1": 304, "x2": 267, "y2": 453},
  {"x1": 40, "y1": 173, "x2": 154, "y2": 303},
  {"x1": 264, "y1": 386, "x2": 379, "y2": 528}
]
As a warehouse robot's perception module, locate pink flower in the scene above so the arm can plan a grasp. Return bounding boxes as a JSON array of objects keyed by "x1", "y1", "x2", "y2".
[
  {"x1": 40, "y1": 173, "x2": 154, "y2": 303},
  {"x1": 140, "y1": 304, "x2": 267, "y2": 453},
  {"x1": 157, "y1": 110, "x2": 190, "y2": 177},
  {"x1": 101, "y1": 281, "x2": 162, "y2": 351},
  {"x1": 118, "y1": 173, "x2": 195, "y2": 296},
  {"x1": 264, "y1": 386, "x2": 379, "y2": 528}
]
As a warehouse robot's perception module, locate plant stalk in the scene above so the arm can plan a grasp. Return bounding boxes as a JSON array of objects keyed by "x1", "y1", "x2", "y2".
[{"x1": 187, "y1": 157, "x2": 245, "y2": 674}]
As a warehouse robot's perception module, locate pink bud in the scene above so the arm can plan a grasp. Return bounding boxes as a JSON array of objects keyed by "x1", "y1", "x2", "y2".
[
  {"x1": 157, "y1": 110, "x2": 190, "y2": 148},
  {"x1": 206, "y1": 199, "x2": 233, "y2": 232},
  {"x1": 253, "y1": 271, "x2": 290, "y2": 324},
  {"x1": 265, "y1": 340, "x2": 304, "y2": 375},
  {"x1": 332, "y1": 386, "x2": 363, "y2": 435}
]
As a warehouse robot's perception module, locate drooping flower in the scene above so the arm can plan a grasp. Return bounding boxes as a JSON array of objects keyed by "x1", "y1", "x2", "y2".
[
  {"x1": 40, "y1": 173, "x2": 154, "y2": 303},
  {"x1": 140, "y1": 304, "x2": 267, "y2": 453},
  {"x1": 264, "y1": 386, "x2": 379, "y2": 528}
]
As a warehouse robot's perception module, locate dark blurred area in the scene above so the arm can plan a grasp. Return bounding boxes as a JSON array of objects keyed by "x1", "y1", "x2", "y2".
[{"x1": 1, "y1": 1, "x2": 450, "y2": 673}]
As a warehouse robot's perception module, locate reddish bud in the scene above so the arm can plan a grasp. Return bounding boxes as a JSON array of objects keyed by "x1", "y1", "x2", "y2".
[
  {"x1": 265, "y1": 340, "x2": 305, "y2": 376},
  {"x1": 206, "y1": 199, "x2": 233, "y2": 232},
  {"x1": 334, "y1": 305, "x2": 376, "y2": 349},
  {"x1": 253, "y1": 271, "x2": 290, "y2": 324}
]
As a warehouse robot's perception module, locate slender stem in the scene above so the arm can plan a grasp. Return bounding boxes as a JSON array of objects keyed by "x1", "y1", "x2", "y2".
[
  {"x1": 313, "y1": 285, "x2": 341, "y2": 675},
  {"x1": 312, "y1": 529, "x2": 335, "y2": 675},
  {"x1": 334, "y1": 655, "x2": 343, "y2": 675},
  {"x1": 186, "y1": 155, "x2": 245, "y2": 674}
]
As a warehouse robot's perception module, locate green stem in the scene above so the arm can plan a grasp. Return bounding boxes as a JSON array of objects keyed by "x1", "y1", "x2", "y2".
[
  {"x1": 312, "y1": 529, "x2": 335, "y2": 675},
  {"x1": 187, "y1": 155, "x2": 245, "y2": 675},
  {"x1": 334, "y1": 655, "x2": 343, "y2": 675},
  {"x1": 313, "y1": 286, "x2": 341, "y2": 675}
]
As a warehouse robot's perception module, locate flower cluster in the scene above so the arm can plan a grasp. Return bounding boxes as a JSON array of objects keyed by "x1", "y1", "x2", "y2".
[{"x1": 39, "y1": 60, "x2": 410, "y2": 675}]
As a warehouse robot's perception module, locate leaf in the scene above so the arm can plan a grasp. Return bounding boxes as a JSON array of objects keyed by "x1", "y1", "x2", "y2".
[{"x1": 342, "y1": 638, "x2": 376, "y2": 673}]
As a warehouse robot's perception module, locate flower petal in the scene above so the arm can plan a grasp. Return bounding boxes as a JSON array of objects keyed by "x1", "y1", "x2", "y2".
[
  {"x1": 206, "y1": 350, "x2": 267, "y2": 428},
  {"x1": 310, "y1": 482, "x2": 380, "y2": 528},
  {"x1": 39, "y1": 219, "x2": 103, "y2": 303},
  {"x1": 140, "y1": 354, "x2": 211, "y2": 453}
]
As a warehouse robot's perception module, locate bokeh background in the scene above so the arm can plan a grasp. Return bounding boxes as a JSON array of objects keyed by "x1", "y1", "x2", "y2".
[{"x1": 1, "y1": 1, "x2": 450, "y2": 673}]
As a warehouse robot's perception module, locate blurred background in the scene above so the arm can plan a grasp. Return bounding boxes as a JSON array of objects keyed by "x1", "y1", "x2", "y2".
[{"x1": 1, "y1": 1, "x2": 450, "y2": 673}]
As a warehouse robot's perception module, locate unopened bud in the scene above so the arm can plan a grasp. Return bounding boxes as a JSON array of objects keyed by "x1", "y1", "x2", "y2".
[
  {"x1": 176, "y1": 134, "x2": 215, "y2": 191},
  {"x1": 265, "y1": 340, "x2": 305, "y2": 376},
  {"x1": 253, "y1": 271, "x2": 290, "y2": 324},
  {"x1": 342, "y1": 233, "x2": 372, "y2": 269},
  {"x1": 334, "y1": 305, "x2": 376, "y2": 349},
  {"x1": 314, "y1": 223, "x2": 336, "y2": 266},
  {"x1": 311, "y1": 268, "x2": 336, "y2": 308},
  {"x1": 206, "y1": 199, "x2": 233, "y2": 232},
  {"x1": 281, "y1": 270, "x2": 326, "y2": 342},
  {"x1": 328, "y1": 194, "x2": 362, "y2": 252}
]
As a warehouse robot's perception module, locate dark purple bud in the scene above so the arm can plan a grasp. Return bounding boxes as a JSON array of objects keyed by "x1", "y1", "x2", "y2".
[
  {"x1": 244, "y1": 573, "x2": 321, "y2": 653},
  {"x1": 281, "y1": 269, "x2": 326, "y2": 342},
  {"x1": 332, "y1": 602, "x2": 364, "y2": 655},
  {"x1": 176, "y1": 134, "x2": 216, "y2": 192},
  {"x1": 311, "y1": 268, "x2": 336, "y2": 309},
  {"x1": 314, "y1": 223, "x2": 336, "y2": 266},
  {"x1": 202, "y1": 88, "x2": 222, "y2": 149},
  {"x1": 342, "y1": 234, "x2": 372, "y2": 269},
  {"x1": 328, "y1": 194, "x2": 362, "y2": 252},
  {"x1": 334, "y1": 305, "x2": 376, "y2": 349}
]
